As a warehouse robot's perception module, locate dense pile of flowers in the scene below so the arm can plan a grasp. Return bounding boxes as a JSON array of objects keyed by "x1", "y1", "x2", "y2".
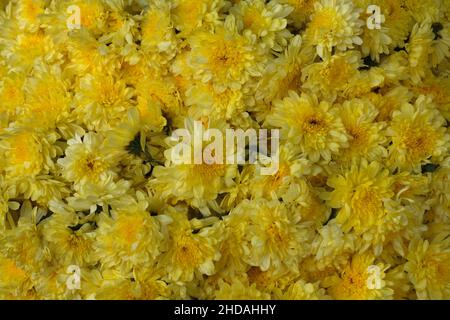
[{"x1": 0, "y1": 0, "x2": 449, "y2": 300}]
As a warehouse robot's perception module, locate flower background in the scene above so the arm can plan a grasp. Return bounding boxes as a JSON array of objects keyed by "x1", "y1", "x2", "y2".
[{"x1": 0, "y1": 0, "x2": 449, "y2": 300}]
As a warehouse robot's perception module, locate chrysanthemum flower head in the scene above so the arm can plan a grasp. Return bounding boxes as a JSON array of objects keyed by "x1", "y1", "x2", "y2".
[
  {"x1": 336, "y1": 98, "x2": 387, "y2": 162},
  {"x1": 230, "y1": 0, "x2": 293, "y2": 52},
  {"x1": 405, "y1": 235, "x2": 450, "y2": 299},
  {"x1": 266, "y1": 91, "x2": 349, "y2": 162},
  {"x1": 411, "y1": 73, "x2": 450, "y2": 121},
  {"x1": 75, "y1": 71, "x2": 134, "y2": 131},
  {"x1": 323, "y1": 160, "x2": 394, "y2": 234},
  {"x1": 354, "y1": 0, "x2": 392, "y2": 62},
  {"x1": 151, "y1": 118, "x2": 237, "y2": 215},
  {"x1": 224, "y1": 199, "x2": 313, "y2": 273},
  {"x1": 95, "y1": 201, "x2": 169, "y2": 270},
  {"x1": 377, "y1": 0, "x2": 414, "y2": 49},
  {"x1": 0, "y1": 128, "x2": 52, "y2": 179},
  {"x1": 171, "y1": 0, "x2": 225, "y2": 36},
  {"x1": 407, "y1": 21, "x2": 435, "y2": 84},
  {"x1": 187, "y1": 15, "x2": 267, "y2": 93},
  {"x1": 21, "y1": 63, "x2": 72, "y2": 132},
  {"x1": 328, "y1": 253, "x2": 393, "y2": 299},
  {"x1": 139, "y1": 1, "x2": 177, "y2": 68},
  {"x1": 58, "y1": 132, "x2": 118, "y2": 186},
  {"x1": 0, "y1": 0, "x2": 448, "y2": 300},
  {"x1": 304, "y1": 0, "x2": 363, "y2": 59},
  {"x1": 159, "y1": 208, "x2": 222, "y2": 282},
  {"x1": 302, "y1": 50, "x2": 361, "y2": 101},
  {"x1": 257, "y1": 35, "x2": 311, "y2": 103},
  {"x1": 387, "y1": 96, "x2": 449, "y2": 172},
  {"x1": 0, "y1": 254, "x2": 34, "y2": 299},
  {"x1": 40, "y1": 202, "x2": 96, "y2": 267}
]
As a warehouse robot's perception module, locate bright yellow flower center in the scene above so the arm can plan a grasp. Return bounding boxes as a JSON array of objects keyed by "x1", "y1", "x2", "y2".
[
  {"x1": 95, "y1": 80, "x2": 124, "y2": 108},
  {"x1": 302, "y1": 114, "x2": 329, "y2": 136},
  {"x1": 321, "y1": 57, "x2": 355, "y2": 86},
  {"x1": 310, "y1": 8, "x2": 340, "y2": 33},
  {"x1": 75, "y1": 153, "x2": 108, "y2": 181},
  {"x1": 335, "y1": 265, "x2": 370, "y2": 299},
  {"x1": 347, "y1": 125, "x2": 369, "y2": 148},
  {"x1": 401, "y1": 126, "x2": 437, "y2": 163},
  {"x1": 210, "y1": 40, "x2": 245, "y2": 74},
  {"x1": 423, "y1": 252, "x2": 450, "y2": 283},
  {"x1": 116, "y1": 215, "x2": 144, "y2": 247},
  {"x1": 173, "y1": 235, "x2": 203, "y2": 267},
  {"x1": 7, "y1": 133, "x2": 43, "y2": 176},
  {"x1": 351, "y1": 186, "x2": 384, "y2": 219}
]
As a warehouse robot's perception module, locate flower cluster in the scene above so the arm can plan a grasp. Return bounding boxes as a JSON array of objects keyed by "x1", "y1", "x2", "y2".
[{"x1": 0, "y1": 0, "x2": 449, "y2": 300}]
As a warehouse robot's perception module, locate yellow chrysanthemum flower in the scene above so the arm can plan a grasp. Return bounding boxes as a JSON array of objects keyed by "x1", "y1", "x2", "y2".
[
  {"x1": 407, "y1": 22, "x2": 434, "y2": 84},
  {"x1": 266, "y1": 91, "x2": 349, "y2": 162},
  {"x1": 405, "y1": 235, "x2": 450, "y2": 299},
  {"x1": 139, "y1": 1, "x2": 177, "y2": 68},
  {"x1": 324, "y1": 160, "x2": 394, "y2": 234},
  {"x1": 152, "y1": 119, "x2": 237, "y2": 215},
  {"x1": 15, "y1": 0, "x2": 45, "y2": 29},
  {"x1": 328, "y1": 253, "x2": 393, "y2": 299},
  {"x1": 159, "y1": 209, "x2": 222, "y2": 282},
  {"x1": 0, "y1": 72, "x2": 25, "y2": 122},
  {"x1": 58, "y1": 132, "x2": 118, "y2": 186},
  {"x1": 40, "y1": 202, "x2": 96, "y2": 267},
  {"x1": 230, "y1": 0, "x2": 292, "y2": 51},
  {"x1": 75, "y1": 71, "x2": 134, "y2": 131},
  {"x1": 224, "y1": 199, "x2": 312, "y2": 272},
  {"x1": 95, "y1": 202, "x2": 169, "y2": 270},
  {"x1": 336, "y1": 98, "x2": 387, "y2": 162},
  {"x1": 302, "y1": 50, "x2": 361, "y2": 101},
  {"x1": 171, "y1": 0, "x2": 225, "y2": 36},
  {"x1": 304, "y1": 0, "x2": 363, "y2": 59},
  {"x1": 187, "y1": 16, "x2": 267, "y2": 93},
  {"x1": 387, "y1": 96, "x2": 449, "y2": 172},
  {"x1": 257, "y1": 35, "x2": 313, "y2": 103}
]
